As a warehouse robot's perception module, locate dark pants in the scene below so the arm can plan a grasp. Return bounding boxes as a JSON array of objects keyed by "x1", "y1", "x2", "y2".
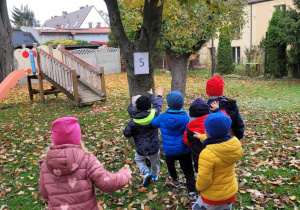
[{"x1": 165, "y1": 152, "x2": 196, "y2": 193}]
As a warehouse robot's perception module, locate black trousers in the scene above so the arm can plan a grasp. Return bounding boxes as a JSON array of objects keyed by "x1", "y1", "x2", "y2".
[{"x1": 165, "y1": 151, "x2": 196, "y2": 193}]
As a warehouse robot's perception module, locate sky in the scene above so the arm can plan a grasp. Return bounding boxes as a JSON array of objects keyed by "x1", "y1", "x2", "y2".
[{"x1": 7, "y1": 0, "x2": 108, "y2": 25}]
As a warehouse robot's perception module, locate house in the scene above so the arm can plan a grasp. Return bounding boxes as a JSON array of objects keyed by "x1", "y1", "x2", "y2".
[
  {"x1": 12, "y1": 30, "x2": 39, "y2": 48},
  {"x1": 20, "y1": 5, "x2": 110, "y2": 45},
  {"x1": 199, "y1": 0, "x2": 294, "y2": 67},
  {"x1": 43, "y1": 5, "x2": 109, "y2": 29}
]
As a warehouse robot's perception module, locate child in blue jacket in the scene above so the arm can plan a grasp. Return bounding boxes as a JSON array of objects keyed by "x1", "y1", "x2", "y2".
[
  {"x1": 123, "y1": 87, "x2": 163, "y2": 187},
  {"x1": 151, "y1": 91, "x2": 196, "y2": 202}
]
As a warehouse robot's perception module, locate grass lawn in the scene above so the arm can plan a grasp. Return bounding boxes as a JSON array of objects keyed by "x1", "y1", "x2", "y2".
[{"x1": 0, "y1": 70, "x2": 299, "y2": 209}]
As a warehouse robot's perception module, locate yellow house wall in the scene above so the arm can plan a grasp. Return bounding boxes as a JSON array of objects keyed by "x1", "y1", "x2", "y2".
[
  {"x1": 252, "y1": 0, "x2": 294, "y2": 46},
  {"x1": 199, "y1": 0, "x2": 294, "y2": 66}
]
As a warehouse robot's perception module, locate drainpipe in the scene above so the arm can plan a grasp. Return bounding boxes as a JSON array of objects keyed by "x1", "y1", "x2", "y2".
[{"x1": 250, "y1": 4, "x2": 252, "y2": 48}]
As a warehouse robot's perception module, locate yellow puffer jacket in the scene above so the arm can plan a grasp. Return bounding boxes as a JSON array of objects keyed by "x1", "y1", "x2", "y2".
[{"x1": 196, "y1": 134, "x2": 243, "y2": 201}]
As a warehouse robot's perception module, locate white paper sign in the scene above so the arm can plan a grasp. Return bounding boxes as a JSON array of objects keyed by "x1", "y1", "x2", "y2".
[{"x1": 134, "y1": 52, "x2": 149, "y2": 75}]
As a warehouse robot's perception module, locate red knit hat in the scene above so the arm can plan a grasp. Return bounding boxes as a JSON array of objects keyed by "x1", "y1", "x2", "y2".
[{"x1": 206, "y1": 75, "x2": 225, "y2": 96}]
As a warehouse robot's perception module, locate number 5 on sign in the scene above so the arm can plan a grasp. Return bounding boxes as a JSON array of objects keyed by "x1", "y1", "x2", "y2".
[{"x1": 134, "y1": 52, "x2": 149, "y2": 75}]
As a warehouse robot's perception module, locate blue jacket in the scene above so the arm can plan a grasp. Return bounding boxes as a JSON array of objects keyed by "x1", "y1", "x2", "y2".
[
  {"x1": 151, "y1": 109, "x2": 190, "y2": 156},
  {"x1": 207, "y1": 96, "x2": 244, "y2": 139},
  {"x1": 123, "y1": 95, "x2": 163, "y2": 156}
]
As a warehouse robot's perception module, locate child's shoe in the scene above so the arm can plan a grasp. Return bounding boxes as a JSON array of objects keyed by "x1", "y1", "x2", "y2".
[
  {"x1": 188, "y1": 192, "x2": 196, "y2": 204},
  {"x1": 168, "y1": 177, "x2": 180, "y2": 187},
  {"x1": 142, "y1": 171, "x2": 152, "y2": 187},
  {"x1": 152, "y1": 175, "x2": 159, "y2": 181}
]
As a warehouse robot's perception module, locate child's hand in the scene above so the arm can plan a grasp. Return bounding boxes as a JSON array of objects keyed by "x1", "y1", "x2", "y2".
[
  {"x1": 210, "y1": 101, "x2": 219, "y2": 111},
  {"x1": 123, "y1": 164, "x2": 132, "y2": 175},
  {"x1": 193, "y1": 132, "x2": 202, "y2": 139},
  {"x1": 156, "y1": 87, "x2": 163, "y2": 96},
  {"x1": 147, "y1": 88, "x2": 153, "y2": 95}
]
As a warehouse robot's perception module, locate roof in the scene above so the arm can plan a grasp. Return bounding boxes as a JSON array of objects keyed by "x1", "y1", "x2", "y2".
[
  {"x1": 248, "y1": 0, "x2": 273, "y2": 4},
  {"x1": 12, "y1": 30, "x2": 39, "y2": 46},
  {"x1": 42, "y1": 5, "x2": 94, "y2": 29},
  {"x1": 38, "y1": 27, "x2": 110, "y2": 35}
]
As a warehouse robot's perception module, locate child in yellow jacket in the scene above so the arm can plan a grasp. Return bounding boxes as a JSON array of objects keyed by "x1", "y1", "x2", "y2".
[{"x1": 192, "y1": 112, "x2": 242, "y2": 210}]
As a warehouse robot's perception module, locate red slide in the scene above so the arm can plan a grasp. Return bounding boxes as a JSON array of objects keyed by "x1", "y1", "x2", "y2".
[{"x1": 0, "y1": 69, "x2": 27, "y2": 102}]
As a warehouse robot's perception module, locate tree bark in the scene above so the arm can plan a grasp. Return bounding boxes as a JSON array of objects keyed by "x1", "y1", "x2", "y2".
[
  {"x1": 0, "y1": 0, "x2": 14, "y2": 83},
  {"x1": 168, "y1": 51, "x2": 190, "y2": 95},
  {"x1": 104, "y1": 0, "x2": 163, "y2": 97},
  {"x1": 166, "y1": 40, "x2": 206, "y2": 95}
]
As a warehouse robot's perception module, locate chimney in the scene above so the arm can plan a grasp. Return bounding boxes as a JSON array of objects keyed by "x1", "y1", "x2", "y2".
[
  {"x1": 56, "y1": 25, "x2": 62, "y2": 29},
  {"x1": 80, "y1": 6, "x2": 84, "y2": 9},
  {"x1": 62, "y1": 11, "x2": 68, "y2": 15},
  {"x1": 86, "y1": 5, "x2": 88, "y2": 7}
]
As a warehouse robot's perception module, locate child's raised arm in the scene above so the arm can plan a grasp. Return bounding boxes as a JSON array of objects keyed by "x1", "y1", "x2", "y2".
[{"x1": 156, "y1": 87, "x2": 163, "y2": 96}]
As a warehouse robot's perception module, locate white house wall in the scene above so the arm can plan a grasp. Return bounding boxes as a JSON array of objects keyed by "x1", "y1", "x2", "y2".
[
  {"x1": 74, "y1": 34, "x2": 108, "y2": 42},
  {"x1": 80, "y1": 7, "x2": 108, "y2": 28}
]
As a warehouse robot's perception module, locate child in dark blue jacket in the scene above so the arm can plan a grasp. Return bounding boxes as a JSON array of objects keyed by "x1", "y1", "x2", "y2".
[
  {"x1": 123, "y1": 87, "x2": 163, "y2": 187},
  {"x1": 206, "y1": 75, "x2": 244, "y2": 140},
  {"x1": 151, "y1": 91, "x2": 196, "y2": 202}
]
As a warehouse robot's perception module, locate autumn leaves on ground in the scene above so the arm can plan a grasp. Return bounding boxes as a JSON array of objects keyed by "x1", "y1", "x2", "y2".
[{"x1": 0, "y1": 71, "x2": 299, "y2": 209}]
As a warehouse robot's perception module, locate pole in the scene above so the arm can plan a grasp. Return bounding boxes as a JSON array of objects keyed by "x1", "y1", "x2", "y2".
[
  {"x1": 211, "y1": 38, "x2": 215, "y2": 76},
  {"x1": 264, "y1": 32, "x2": 268, "y2": 76}
]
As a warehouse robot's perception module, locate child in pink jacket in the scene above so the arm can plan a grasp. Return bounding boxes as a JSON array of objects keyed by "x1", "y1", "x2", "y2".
[{"x1": 39, "y1": 117, "x2": 132, "y2": 210}]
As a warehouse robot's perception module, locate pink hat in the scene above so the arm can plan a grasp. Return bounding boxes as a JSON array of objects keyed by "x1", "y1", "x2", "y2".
[{"x1": 51, "y1": 117, "x2": 81, "y2": 146}]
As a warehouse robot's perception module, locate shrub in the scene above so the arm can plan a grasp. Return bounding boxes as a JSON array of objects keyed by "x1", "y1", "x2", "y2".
[
  {"x1": 266, "y1": 8, "x2": 288, "y2": 78},
  {"x1": 217, "y1": 32, "x2": 234, "y2": 75}
]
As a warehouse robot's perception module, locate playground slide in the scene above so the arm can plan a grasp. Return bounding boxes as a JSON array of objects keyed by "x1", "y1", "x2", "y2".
[{"x1": 0, "y1": 69, "x2": 26, "y2": 102}]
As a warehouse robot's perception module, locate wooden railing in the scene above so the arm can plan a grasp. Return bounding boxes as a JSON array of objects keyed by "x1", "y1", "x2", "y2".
[
  {"x1": 38, "y1": 48, "x2": 79, "y2": 106},
  {"x1": 58, "y1": 46, "x2": 106, "y2": 95}
]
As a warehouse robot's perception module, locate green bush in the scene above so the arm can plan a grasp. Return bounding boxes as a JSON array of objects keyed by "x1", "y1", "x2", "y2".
[
  {"x1": 266, "y1": 8, "x2": 287, "y2": 78},
  {"x1": 217, "y1": 32, "x2": 234, "y2": 75},
  {"x1": 42, "y1": 39, "x2": 90, "y2": 46}
]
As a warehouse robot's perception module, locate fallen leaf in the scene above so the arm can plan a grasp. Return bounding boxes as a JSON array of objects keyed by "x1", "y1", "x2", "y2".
[{"x1": 137, "y1": 187, "x2": 147, "y2": 193}]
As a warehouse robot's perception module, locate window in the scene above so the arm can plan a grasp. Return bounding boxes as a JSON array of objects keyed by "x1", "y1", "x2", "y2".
[
  {"x1": 274, "y1": 4, "x2": 286, "y2": 12},
  {"x1": 65, "y1": 24, "x2": 69, "y2": 28},
  {"x1": 89, "y1": 22, "x2": 93, "y2": 28},
  {"x1": 232, "y1": 47, "x2": 240, "y2": 63},
  {"x1": 96, "y1": 22, "x2": 101, "y2": 27},
  {"x1": 233, "y1": 28, "x2": 241, "y2": 40}
]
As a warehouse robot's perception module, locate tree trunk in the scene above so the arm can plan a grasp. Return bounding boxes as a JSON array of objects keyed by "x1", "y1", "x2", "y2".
[
  {"x1": 0, "y1": 0, "x2": 14, "y2": 83},
  {"x1": 168, "y1": 51, "x2": 190, "y2": 95},
  {"x1": 104, "y1": 0, "x2": 163, "y2": 98}
]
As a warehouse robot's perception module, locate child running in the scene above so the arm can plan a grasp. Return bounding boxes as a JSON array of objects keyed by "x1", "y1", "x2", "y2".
[
  {"x1": 39, "y1": 117, "x2": 131, "y2": 209},
  {"x1": 123, "y1": 87, "x2": 163, "y2": 187},
  {"x1": 192, "y1": 112, "x2": 243, "y2": 210},
  {"x1": 151, "y1": 91, "x2": 196, "y2": 202}
]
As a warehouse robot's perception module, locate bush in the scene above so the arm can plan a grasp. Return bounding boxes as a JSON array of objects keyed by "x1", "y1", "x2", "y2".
[
  {"x1": 217, "y1": 32, "x2": 234, "y2": 75},
  {"x1": 266, "y1": 8, "x2": 288, "y2": 78},
  {"x1": 42, "y1": 39, "x2": 89, "y2": 46}
]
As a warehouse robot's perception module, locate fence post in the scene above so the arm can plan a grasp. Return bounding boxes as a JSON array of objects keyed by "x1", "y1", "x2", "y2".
[
  {"x1": 48, "y1": 44, "x2": 53, "y2": 56},
  {"x1": 33, "y1": 43, "x2": 45, "y2": 102},
  {"x1": 100, "y1": 66, "x2": 106, "y2": 95},
  {"x1": 60, "y1": 42, "x2": 66, "y2": 65},
  {"x1": 71, "y1": 68, "x2": 79, "y2": 107}
]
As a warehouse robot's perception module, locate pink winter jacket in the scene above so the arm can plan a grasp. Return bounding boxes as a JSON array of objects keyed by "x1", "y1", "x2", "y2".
[{"x1": 39, "y1": 144, "x2": 131, "y2": 210}]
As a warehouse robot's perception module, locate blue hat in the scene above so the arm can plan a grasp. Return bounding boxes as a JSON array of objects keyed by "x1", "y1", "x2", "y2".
[
  {"x1": 204, "y1": 112, "x2": 232, "y2": 138},
  {"x1": 167, "y1": 91, "x2": 184, "y2": 110},
  {"x1": 189, "y1": 98, "x2": 209, "y2": 117}
]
